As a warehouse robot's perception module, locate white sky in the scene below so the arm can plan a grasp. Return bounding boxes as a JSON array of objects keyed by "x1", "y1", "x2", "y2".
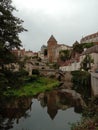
[{"x1": 12, "y1": 0, "x2": 98, "y2": 51}]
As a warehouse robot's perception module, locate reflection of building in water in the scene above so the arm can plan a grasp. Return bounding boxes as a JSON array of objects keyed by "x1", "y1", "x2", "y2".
[
  {"x1": 38, "y1": 93, "x2": 47, "y2": 108},
  {"x1": 37, "y1": 91, "x2": 59, "y2": 119},
  {"x1": 47, "y1": 107, "x2": 58, "y2": 120},
  {"x1": 47, "y1": 91, "x2": 59, "y2": 120},
  {"x1": 38, "y1": 90, "x2": 83, "y2": 120}
]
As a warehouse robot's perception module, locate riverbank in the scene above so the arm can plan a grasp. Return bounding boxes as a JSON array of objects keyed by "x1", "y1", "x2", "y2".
[
  {"x1": 71, "y1": 97, "x2": 98, "y2": 130},
  {"x1": 71, "y1": 71, "x2": 98, "y2": 130},
  {"x1": 3, "y1": 76, "x2": 60, "y2": 97}
]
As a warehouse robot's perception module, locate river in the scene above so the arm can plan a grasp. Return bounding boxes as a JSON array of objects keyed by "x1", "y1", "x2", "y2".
[{"x1": 0, "y1": 90, "x2": 82, "y2": 130}]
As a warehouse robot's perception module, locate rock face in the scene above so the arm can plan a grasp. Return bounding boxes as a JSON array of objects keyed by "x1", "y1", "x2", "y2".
[
  {"x1": 38, "y1": 71, "x2": 86, "y2": 108},
  {"x1": 60, "y1": 82, "x2": 73, "y2": 89},
  {"x1": 58, "y1": 89, "x2": 86, "y2": 107},
  {"x1": 60, "y1": 72, "x2": 73, "y2": 89},
  {"x1": 58, "y1": 71, "x2": 86, "y2": 107}
]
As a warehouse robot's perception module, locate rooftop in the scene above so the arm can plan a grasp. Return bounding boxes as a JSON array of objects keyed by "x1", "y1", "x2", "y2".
[{"x1": 47, "y1": 35, "x2": 57, "y2": 43}]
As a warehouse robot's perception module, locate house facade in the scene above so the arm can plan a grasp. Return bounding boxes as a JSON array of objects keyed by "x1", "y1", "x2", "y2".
[
  {"x1": 25, "y1": 50, "x2": 34, "y2": 57},
  {"x1": 59, "y1": 45, "x2": 98, "y2": 72},
  {"x1": 81, "y1": 45, "x2": 98, "y2": 71},
  {"x1": 11, "y1": 48, "x2": 25, "y2": 58},
  {"x1": 80, "y1": 32, "x2": 98, "y2": 43},
  {"x1": 47, "y1": 35, "x2": 72, "y2": 63}
]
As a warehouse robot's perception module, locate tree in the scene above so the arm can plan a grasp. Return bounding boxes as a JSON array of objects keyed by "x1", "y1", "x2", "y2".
[
  {"x1": 80, "y1": 54, "x2": 94, "y2": 71},
  {"x1": 0, "y1": 43, "x2": 17, "y2": 69},
  {"x1": 72, "y1": 41, "x2": 83, "y2": 54},
  {"x1": 59, "y1": 50, "x2": 71, "y2": 61},
  {"x1": 0, "y1": 0, "x2": 27, "y2": 68},
  {"x1": 82, "y1": 42, "x2": 95, "y2": 49},
  {"x1": 0, "y1": 0, "x2": 27, "y2": 90}
]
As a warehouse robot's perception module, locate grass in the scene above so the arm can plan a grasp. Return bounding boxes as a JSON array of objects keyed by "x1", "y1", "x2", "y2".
[{"x1": 4, "y1": 76, "x2": 60, "y2": 97}]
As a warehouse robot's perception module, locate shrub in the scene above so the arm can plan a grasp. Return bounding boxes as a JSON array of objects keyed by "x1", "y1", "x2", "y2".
[
  {"x1": 32, "y1": 69, "x2": 40, "y2": 75},
  {"x1": 0, "y1": 69, "x2": 29, "y2": 89},
  {"x1": 71, "y1": 70, "x2": 91, "y2": 101},
  {"x1": 27, "y1": 75, "x2": 38, "y2": 82}
]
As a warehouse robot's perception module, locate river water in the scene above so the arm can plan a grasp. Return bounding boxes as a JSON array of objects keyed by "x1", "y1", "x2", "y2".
[{"x1": 0, "y1": 90, "x2": 82, "y2": 130}]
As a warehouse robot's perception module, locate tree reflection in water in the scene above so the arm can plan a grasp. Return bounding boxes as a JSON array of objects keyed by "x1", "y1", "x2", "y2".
[
  {"x1": 0, "y1": 90, "x2": 83, "y2": 130},
  {"x1": 0, "y1": 97, "x2": 32, "y2": 130}
]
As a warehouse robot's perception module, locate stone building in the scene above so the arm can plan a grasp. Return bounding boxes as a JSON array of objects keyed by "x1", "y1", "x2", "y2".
[
  {"x1": 11, "y1": 48, "x2": 25, "y2": 58},
  {"x1": 25, "y1": 50, "x2": 34, "y2": 57},
  {"x1": 81, "y1": 45, "x2": 98, "y2": 71},
  {"x1": 41, "y1": 45, "x2": 47, "y2": 54},
  {"x1": 47, "y1": 35, "x2": 57, "y2": 62},
  {"x1": 59, "y1": 45, "x2": 98, "y2": 72},
  {"x1": 80, "y1": 32, "x2": 98, "y2": 43},
  {"x1": 47, "y1": 35, "x2": 72, "y2": 63}
]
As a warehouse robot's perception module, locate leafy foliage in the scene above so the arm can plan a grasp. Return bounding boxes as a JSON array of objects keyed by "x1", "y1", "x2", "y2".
[
  {"x1": 71, "y1": 97, "x2": 98, "y2": 130},
  {"x1": 80, "y1": 54, "x2": 94, "y2": 71},
  {"x1": 73, "y1": 42, "x2": 83, "y2": 54},
  {"x1": 0, "y1": 0, "x2": 27, "y2": 49},
  {"x1": 3, "y1": 77, "x2": 60, "y2": 97},
  {"x1": 0, "y1": 44, "x2": 17, "y2": 67},
  {"x1": 0, "y1": 0, "x2": 27, "y2": 68},
  {"x1": 59, "y1": 42, "x2": 94, "y2": 62},
  {"x1": 59, "y1": 50, "x2": 71, "y2": 61},
  {"x1": 32, "y1": 69, "x2": 40, "y2": 75},
  {"x1": 0, "y1": 0, "x2": 27, "y2": 91},
  {"x1": 0, "y1": 69, "x2": 29, "y2": 90},
  {"x1": 82, "y1": 42, "x2": 95, "y2": 48},
  {"x1": 52, "y1": 62, "x2": 59, "y2": 69},
  {"x1": 72, "y1": 42, "x2": 95, "y2": 57},
  {"x1": 71, "y1": 70, "x2": 91, "y2": 101}
]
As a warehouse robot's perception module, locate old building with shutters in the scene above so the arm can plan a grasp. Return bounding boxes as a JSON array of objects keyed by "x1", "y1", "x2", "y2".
[{"x1": 80, "y1": 32, "x2": 98, "y2": 44}]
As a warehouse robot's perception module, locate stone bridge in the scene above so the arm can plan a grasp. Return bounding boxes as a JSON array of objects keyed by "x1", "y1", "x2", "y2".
[
  {"x1": 39, "y1": 69, "x2": 66, "y2": 79},
  {"x1": 91, "y1": 73, "x2": 98, "y2": 97},
  {"x1": 39, "y1": 69, "x2": 58, "y2": 77}
]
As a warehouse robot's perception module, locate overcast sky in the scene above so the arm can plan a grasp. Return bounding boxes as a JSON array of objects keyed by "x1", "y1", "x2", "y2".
[{"x1": 12, "y1": 0, "x2": 98, "y2": 52}]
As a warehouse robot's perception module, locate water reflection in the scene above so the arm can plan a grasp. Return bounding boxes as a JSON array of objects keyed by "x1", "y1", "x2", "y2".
[
  {"x1": 0, "y1": 97, "x2": 32, "y2": 130},
  {"x1": 38, "y1": 90, "x2": 82, "y2": 120},
  {"x1": 0, "y1": 90, "x2": 82, "y2": 130}
]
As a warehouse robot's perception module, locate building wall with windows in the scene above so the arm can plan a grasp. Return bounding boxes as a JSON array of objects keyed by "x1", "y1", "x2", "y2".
[
  {"x1": 59, "y1": 45, "x2": 98, "y2": 72},
  {"x1": 80, "y1": 32, "x2": 98, "y2": 43},
  {"x1": 47, "y1": 35, "x2": 72, "y2": 63}
]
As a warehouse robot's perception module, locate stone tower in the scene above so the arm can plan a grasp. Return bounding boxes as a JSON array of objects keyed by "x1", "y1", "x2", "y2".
[{"x1": 47, "y1": 35, "x2": 57, "y2": 63}]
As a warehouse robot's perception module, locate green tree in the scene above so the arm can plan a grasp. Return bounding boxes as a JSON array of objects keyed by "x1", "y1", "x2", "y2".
[
  {"x1": 59, "y1": 50, "x2": 71, "y2": 61},
  {"x1": 0, "y1": 0, "x2": 27, "y2": 90},
  {"x1": 0, "y1": 0, "x2": 27, "y2": 69},
  {"x1": 72, "y1": 41, "x2": 83, "y2": 54},
  {"x1": 82, "y1": 42, "x2": 95, "y2": 49},
  {"x1": 80, "y1": 54, "x2": 94, "y2": 71}
]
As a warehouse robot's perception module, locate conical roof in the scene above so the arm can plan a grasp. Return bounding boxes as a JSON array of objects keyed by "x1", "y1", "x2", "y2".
[
  {"x1": 47, "y1": 35, "x2": 57, "y2": 43},
  {"x1": 73, "y1": 41, "x2": 79, "y2": 46}
]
